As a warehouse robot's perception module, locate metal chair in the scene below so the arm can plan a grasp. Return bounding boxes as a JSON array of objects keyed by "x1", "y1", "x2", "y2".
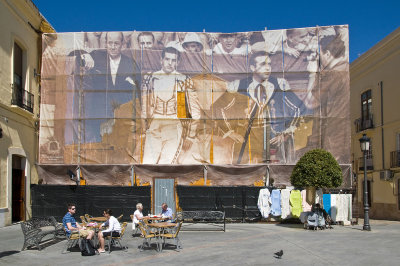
[
  {"x1": 106, "y1": 222, "x2": 128, "y2": 253},
  {"x1": 61, "y1": 228, "x2": 80, "y2": 254},
  {"x1": 159, "y1": 221, "x2": 183, "y2": 251},
  {"x1": 138, "y1": 221, "x2": 157, "y2": 251},
  {"x1": 130, "y1": 214, "x2": 140, "y2": 236},
  {"x1": 84, "y1": 214, "x2": 92, "y2": 223},
  {"x1": 80, "y1": 216, "x2": 87, "y2": 226}
]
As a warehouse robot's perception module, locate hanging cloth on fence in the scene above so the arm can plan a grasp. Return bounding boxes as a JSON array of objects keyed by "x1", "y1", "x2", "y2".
[
  {"x1": 290, "y1": 190, "x2": 302, "y2": 218},
  {"x1": 330, "y1": 194, "x2": 338, "y2": 222},
  {"x1": 281, "y1": 188, "x2": 292, "y2": 219},
  {"x1": 270, "y1": 189, "x2": 281, "y2": 216},
  {"x1": 336, "y1": 194, "x2": 345, "y2": 222},
  {"x1": 301, "y1": 189, "x2": 312, "y2": 212},
  {"x1": 347, "y1": 194, "x2": 352, "y2": 221},
  {"x1": 257, "y1": 188, "x2": 271, "y2": 218},
  {"x1": 323, "y1": 194, "x2": 331, "y2": 216}
]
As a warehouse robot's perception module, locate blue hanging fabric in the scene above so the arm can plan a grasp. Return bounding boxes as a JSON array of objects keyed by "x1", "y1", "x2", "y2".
[
  {"x1": 270, "y1": 189, "x2": 281, "y2": 216},
  {"x1": 323, "y1": 194, "x2": 331, "y2": 216}
]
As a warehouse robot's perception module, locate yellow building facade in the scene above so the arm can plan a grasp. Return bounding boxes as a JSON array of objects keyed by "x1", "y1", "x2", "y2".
[
  {"x1": 0, "y1": 0, "x2": 53, "y2": 227},
  {"x1": 351, "y1": 26, "x2": 400, "y2": 220}
]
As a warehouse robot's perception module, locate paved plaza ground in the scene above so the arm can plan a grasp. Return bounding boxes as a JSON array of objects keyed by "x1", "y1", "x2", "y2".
[{"x1": 0, "y1": 219, "x2": 399, "y2": 266}]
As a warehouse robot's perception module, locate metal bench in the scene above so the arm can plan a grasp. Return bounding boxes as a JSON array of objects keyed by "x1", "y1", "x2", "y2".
[
  {"x1": 21, "y1": 216, "x2": 62, "y2": 250},
  {"x1": 177, "y1": 211, "x2": 225, "y2": 231}
]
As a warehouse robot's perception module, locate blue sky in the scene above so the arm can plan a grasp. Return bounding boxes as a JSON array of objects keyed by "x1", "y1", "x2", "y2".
[{"x1": 33, "y1": 0, "x2": 399, "y2": 62}]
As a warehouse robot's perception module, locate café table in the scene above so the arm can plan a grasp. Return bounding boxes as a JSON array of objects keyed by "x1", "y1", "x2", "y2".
[
  {"x1": 147, "y1": 222, "x2": 177, "y2": 252},
  {"x1": 143, "y1": 216, "x2": 165, "y2": 223},
  {"x1": 89, "y1": 217, "x2": 107, "y2": 223}
]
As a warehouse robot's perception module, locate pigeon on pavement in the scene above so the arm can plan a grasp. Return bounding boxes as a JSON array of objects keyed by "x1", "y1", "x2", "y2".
[{"x1": 274, "y1": 250, "x2": 283, "y2": 259}]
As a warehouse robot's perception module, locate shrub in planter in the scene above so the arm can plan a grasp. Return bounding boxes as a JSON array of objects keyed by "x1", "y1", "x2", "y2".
[{"x1": 290, "y1": 149, "x2": 342, "y2": 202}]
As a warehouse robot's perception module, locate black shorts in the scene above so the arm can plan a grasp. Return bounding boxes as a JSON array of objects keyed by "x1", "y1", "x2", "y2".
[{"x1": 102, "y1": 231, "x2": 120, "y2": 237}]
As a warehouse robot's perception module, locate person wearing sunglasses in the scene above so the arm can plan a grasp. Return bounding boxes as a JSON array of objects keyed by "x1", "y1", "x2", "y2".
[{"x1": 62, "y1": 203, "x2": 94, "y2": 240}]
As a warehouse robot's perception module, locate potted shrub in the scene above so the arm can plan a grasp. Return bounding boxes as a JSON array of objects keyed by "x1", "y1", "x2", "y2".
[{"x1": 290, "y1": 149, "x2": 342, "y2": 204}]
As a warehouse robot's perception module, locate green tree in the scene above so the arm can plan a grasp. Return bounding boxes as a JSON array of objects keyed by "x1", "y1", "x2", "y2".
[{"x1": 290, "y1": 149, "x2": 342, "y2": 188}]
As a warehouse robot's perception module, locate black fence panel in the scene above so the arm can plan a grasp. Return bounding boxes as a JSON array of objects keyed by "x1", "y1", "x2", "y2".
[
  {"x1": 31, "y1": 185, "x2": 151, "y2": 222},
  {"x1": 32, "y1": 185, "x2": 263, "y2": 222},
  {"x1": 177, "y1": 186, "x2": 262, "y2": 221}
]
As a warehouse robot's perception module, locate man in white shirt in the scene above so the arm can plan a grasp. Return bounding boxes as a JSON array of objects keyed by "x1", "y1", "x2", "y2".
[{"x1": 97, "y1": 209, "x2": 121, "y2": 253}]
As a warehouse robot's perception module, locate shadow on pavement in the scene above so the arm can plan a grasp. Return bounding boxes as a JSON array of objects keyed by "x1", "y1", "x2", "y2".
[
  {"x1": 24, "y1": 237, "x2": 65, "y2": 251},
  {"x1": 0, "y1": 250, "x2": 20, "y2": 258},
  {"x1": 274, "y1": 223, "x2": 304, "y2": 229}
]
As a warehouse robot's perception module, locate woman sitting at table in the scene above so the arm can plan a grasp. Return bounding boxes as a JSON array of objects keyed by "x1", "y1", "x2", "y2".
[
  {"x1": 133, "y1": 203, "x2": 144, "y2": 230},
  {"x1": 97, "y1": 209, "x2": 121, "y2": 253}
]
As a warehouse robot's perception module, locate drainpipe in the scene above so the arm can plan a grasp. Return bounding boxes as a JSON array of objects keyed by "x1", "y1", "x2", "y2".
[
  {"x1": 380, "y1": 81, "x2": 384, "y2": 169},
  {"x1": 131, "y1": 166, "x2": 134, "y2": 186}
]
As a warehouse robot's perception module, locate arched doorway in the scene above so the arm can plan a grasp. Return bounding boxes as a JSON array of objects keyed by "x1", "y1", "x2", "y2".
[{"x1": 12, "y1": 155, "x2": 26, "y2": 222}]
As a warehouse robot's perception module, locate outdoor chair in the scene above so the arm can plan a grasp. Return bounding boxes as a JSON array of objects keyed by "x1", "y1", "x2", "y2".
[
  {"x1": 142, "y1": 218, "x2": 158, "y2": 234},
  {"x1": 160, "y1": 221, "x2": 183, "y2": 251},
  {"x1": 130, "y1": 214, "x2": 140, "y2": 236},
  {"x1": 84, "y1": 214, "x2": 92, "y2": 222},
  {"x1": 80, "y1": 216, "x2": 87, "y2": 226},
  {"x1": 106, "y1": 222, "x2": 128, "y2": 253},
  {"x1": 138, "y1": 221, "x2": 157, "y2": 251},
  {"x1": 61, "y1": 228, "x2": 80, "y2": 254}
]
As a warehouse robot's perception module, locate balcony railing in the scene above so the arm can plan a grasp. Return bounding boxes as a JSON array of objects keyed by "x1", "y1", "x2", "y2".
[
  {"x1": 11, "y1": 85, "x2": 34, "y2": 113},
  {"x1": 358, "y1": 155, "x2": 373, "y2": 171},
  {"x1": 390, "y1": 150, "x2": 400, "y2": 168},
  {"x1": 354, "y1": 115, "x2": 374, "y2": 132}
]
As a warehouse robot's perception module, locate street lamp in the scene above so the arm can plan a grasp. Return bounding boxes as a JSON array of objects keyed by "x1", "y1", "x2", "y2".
[{"x1": 359, "y1": 134, "x2": 371, "y2": 231}]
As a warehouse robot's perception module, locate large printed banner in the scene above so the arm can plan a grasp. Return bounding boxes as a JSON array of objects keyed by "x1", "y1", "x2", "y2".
[{"x1": 39, "y1": 26, "x2": 350, "y2": 168}]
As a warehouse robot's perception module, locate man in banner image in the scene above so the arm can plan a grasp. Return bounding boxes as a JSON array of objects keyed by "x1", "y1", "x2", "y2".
[
  {"x1": 233, "y1": 51, "x2": 309, "y2": 164},
  {"x1": 213, "y1": 33, "x2": 248, "y2": 55},
  {"x1": 182, "y1": 33, "x2": 203, "y2": 53},
  {"x1": 138, "y1": 32, "x2": 155, "y2": 49},
  {"x1": 79, "y1": 32, "x2": 141, "y2": 143},
  {"x1": 318, "y1": 31, "x2": 350, "y2": 163},
  {"x1": 141, "y1": 47, "x2": 201, "y2": 164}
]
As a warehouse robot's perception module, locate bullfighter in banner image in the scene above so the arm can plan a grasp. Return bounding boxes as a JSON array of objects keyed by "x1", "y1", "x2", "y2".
[{"x1": 141, "y1": 47, "x2": 201, "y2": 164}]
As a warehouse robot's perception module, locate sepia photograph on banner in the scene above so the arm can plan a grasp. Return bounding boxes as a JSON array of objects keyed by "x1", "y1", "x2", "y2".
[{"x1": 38, "y1": 26, "x2": 350, "y2": 185}]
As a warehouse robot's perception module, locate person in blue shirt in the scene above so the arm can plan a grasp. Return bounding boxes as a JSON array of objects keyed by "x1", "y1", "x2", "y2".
[
  {"x1": 62, "y1": 203, "x2": 94, "y2": 240},
  {"x1": 159, "y1": 203, "x2": 173, "y2": 221}
]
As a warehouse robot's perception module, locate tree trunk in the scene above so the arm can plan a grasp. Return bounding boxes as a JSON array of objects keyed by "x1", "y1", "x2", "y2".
[{"x1": 306, "y1": 187, "x2": 316, "y2": 207}]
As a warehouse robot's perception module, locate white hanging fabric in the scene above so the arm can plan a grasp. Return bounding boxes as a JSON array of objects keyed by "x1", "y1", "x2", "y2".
[
  {"x1": 330, "y1": 194, "x2": 338, "y2": 222},
  {"x1": 281, "y1": 188, "x2": 292, "y2": 219},
  {"x1": 257, "y1": 188, "x2": 271, "y2": 218},
  {"x1": 347, "y1": 194, "x2": 352, "y2": 221}
]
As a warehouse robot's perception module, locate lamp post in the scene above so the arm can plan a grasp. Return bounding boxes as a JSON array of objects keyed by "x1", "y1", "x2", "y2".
[{"x1": 359, "y1": 134, "x2": 371, "y2": 231}]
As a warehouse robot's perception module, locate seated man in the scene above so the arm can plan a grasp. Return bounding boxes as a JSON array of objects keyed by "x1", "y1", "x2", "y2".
[
  {"x1": 97, "y1": 209, "x2": 121, "y2": 253},
  {"x1": 62, "y1": 203, "x2": 94, "y2": 240},
  {"x1": 159, "y1": 203, "x2": 173, "y2": 221}
]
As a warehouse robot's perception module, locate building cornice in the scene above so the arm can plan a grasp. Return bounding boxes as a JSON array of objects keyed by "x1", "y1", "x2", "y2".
[
  {"x1": 4, "y1": 0, "x2": 55, "y2": 33},
  {"x1": 351, "y1": 26, "x2": 400, "y2": 75}
]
